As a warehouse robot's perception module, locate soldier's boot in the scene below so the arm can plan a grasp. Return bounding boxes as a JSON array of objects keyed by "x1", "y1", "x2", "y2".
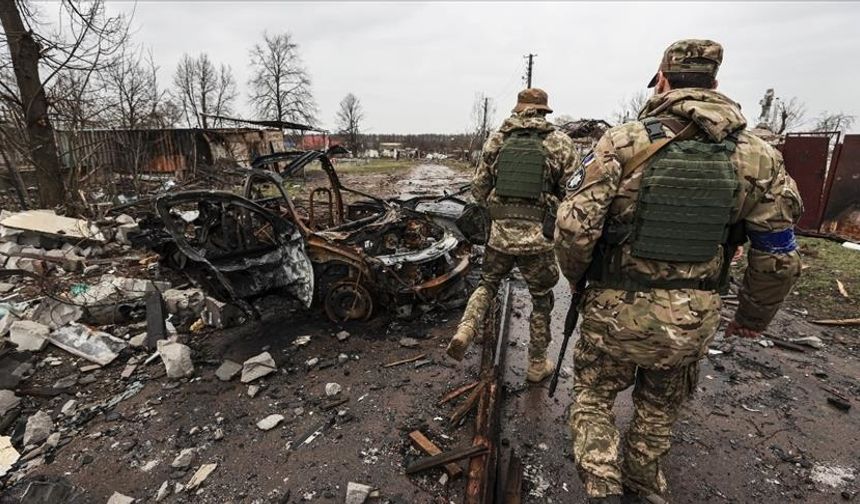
[
  {"x1": 526, "y1": 357, "x2": 555, "y2": 383},
  {"x1": 446, "y1": 321, "x2": 478, "y2": 361}
]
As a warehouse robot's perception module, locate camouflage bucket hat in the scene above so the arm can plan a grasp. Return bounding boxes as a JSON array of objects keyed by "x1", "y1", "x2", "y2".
[
  {"x1": 512, "y1": 88, "x2": 553, "y2": 114},
  {"x1": 647, "y1": 39, "x2": 723, "y2": 88}
]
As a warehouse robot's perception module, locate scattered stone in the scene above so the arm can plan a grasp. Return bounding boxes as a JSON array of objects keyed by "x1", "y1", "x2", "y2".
[
  {"x1": 247, "y1": 385, "x2": 260, "y2": 398},
  {"x1": 414, "y1": 358, "x2": 433, "y2": 369},
  {"x1": 9, "y1": 320, "x2": 50, "y2": 351},
  {"x1": 213, "y1": 428, "x2": 224, "y2": 441},
  {"x1": 46, "y1": 432, "x2": 61, "y2": 448},
  {"x1": 256, "y1": 414, "x2": 284, "y2": 431},
  {"x1": 325, "y1": 382, "x2": 342, "y2": 397},
  {"x1": 0, "y1": 436, "x2": 19, "y2": 477},
  {"x1": 52, "y1": 373, "x2": 78, "y2": 390},
  {"x1": 0, "y1": 313, "x2": 17, "y2": 337},
  {"x1": 129, "y1": 333, "x2": 147, "y2": 348},
  {"x1": 293, "y1": 335, "x2": 311, "y2": 347},
  {"x1": 336, "y1": 330, "x2": 350, "y2": 341},
  {"x1": 23, "y1": 410, "x2": 54, "y2": 446},
  {"x1": 162, "y1": 288, "x2": 205, "y2": 316},
  {"x1": 107, "y1": 491, "x2": 135, "y2": 504},
  {"x1": 215, "y1": 360, "x2": 242, "y2": 382},
  {"x1": 157, "y1": 341, "x2": 194, "y2": 378},
  {"x1": 0, "y1": 282, "x2": 14, "y2": 294},
  {"x1": 155, "y1": 481, "x2": 170, "y2": 501},
  {"x1": 186, "y1": 463, "x2": 217, "y2": 490},
  {"x1": 121, "y1": 364, "x2": 137, "y2": 379},
  {"x1": 345, "y1": 482, "x2": 373, "y2": 504},
  {"x1": 60, "y1": 399, "x2": 78, "y2": 416},
  {"x1": 306, "y1": 357, "x2": 320, "y2": 368},
  {"x1": 141, "y1": 460, "x2": 159, "y2": 472},
  {"x1": 0, "y1": 390, "x2": 20, "y2": 416},
  {"x1": 338, "y1": 353, "x2": 349, "y2": 365},
  {"x1": 399, "y1": 337, "x2": 419, "y2": 348},
  {"x1": 171, "y1": 448, "x2": 195, "y2": 468},
  {"x1": 240, "y1": 352, "x2": 276, "y2": 383},
  {"x1": 79, "y1": 364, "x2": 101, "y2": 373}
]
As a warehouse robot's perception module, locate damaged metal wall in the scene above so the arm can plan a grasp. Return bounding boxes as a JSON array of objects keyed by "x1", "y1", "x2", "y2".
[
  {"x1": 780, "y1": 132, "x2": 860, "y2": 242},
  {"x1": 54, "y1": 128, "x2": 286, "y2": 180}
]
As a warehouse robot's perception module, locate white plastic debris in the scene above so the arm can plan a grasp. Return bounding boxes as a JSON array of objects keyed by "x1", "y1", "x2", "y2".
[{"x1": 48, "y1": 323, "x2": 127, "y2": 366}]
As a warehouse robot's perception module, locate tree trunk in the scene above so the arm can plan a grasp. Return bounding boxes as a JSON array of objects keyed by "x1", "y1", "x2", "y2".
[
  {"x1": 0, "y1": 142, "x2": 30, "y2": 209},
  {"x1": 0, "y1": 0, "x2": 66, "y2": 208}
]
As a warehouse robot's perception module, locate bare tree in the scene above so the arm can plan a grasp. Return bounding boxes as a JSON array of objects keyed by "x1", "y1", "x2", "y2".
[
  {"x1": 335, "y1": 93, "x2": 364, "y2": 155},
  {"x1": 772, "y1": 97, "x2": 806, "y2": 134},
  {"x1": 812, "y1": 111, "x2": 855, "y2": 133},
  {"x1": 0, "y1": 0, "x2": 128, "y2": 207},
  {"x1": 248, "y1": 31, "x2": 316, "y2": 124},
  {"x1": 101, "y1": 47, "x2": 167, "y2": 128},
  {"x1": 171, "y1": 53, "x2": 237, "y2": 128},
  {"x1": 612, "y1": 90, "x2": 649, "y2": 125}
]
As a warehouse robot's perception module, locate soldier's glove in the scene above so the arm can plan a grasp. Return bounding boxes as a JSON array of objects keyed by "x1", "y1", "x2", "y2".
[{"x1": 725, "y1": 320, "x2": 762, "y2": 339}]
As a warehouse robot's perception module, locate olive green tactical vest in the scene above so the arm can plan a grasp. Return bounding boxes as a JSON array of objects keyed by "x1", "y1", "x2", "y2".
[
  {"x1": 631, "y1": 132, "x2": 739, "y2": 263},
  {"x1": 494, "y1": 130, "x2": 548, "y2": 200}
]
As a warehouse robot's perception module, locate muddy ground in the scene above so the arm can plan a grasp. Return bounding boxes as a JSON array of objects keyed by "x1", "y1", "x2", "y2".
[{"x1": 2, "y1": 163, "x2": 858, "y2": 503}]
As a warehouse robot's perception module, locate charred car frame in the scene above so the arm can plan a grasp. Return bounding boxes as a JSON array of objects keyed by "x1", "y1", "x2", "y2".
[{"x1": 145, "y1": 151, "x2": 474, "y2": 322}]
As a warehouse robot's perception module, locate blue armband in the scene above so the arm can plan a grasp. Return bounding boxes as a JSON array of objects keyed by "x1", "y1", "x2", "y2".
[{"x1": 748, "y1": 228, "x2": 797, "y2": 254}]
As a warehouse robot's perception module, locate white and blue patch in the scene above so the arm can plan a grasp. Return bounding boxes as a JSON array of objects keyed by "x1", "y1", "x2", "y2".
[
  {"x1": 582, "y1": 151, "x2": 596, "y2": 167},
  {"x1": 566, "y1": 166, "x2": 585, "y2": 192}
]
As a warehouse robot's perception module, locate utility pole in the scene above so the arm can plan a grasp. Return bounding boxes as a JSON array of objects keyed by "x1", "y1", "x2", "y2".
[
  {"x1": 481, "y1": 97, "x2": 489, "y2": 139},
  {"x1": 524, "y1": 53, "x2": 536, "y2": 88}
]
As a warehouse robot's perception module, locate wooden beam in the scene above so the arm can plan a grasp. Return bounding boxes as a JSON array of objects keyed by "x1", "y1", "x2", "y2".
[
  {"x1": 409, "y1": 430, "x2": 463, "y2": 479},
  {"x1": 405, "y1": 445, "x2": 488, "y2": 475}
]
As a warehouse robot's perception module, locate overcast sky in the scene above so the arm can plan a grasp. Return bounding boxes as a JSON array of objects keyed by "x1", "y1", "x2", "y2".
[{"x1": 52, "y1": 2, "x2": 860, "y2": 133}]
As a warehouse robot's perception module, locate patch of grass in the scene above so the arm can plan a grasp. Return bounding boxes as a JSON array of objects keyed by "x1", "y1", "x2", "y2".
[{"x1": 791, "y1": 237, "x2": 860, "y2": 320}]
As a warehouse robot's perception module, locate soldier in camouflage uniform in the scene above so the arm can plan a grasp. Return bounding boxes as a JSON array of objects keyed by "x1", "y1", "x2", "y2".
[
  {"x1": 447, "y1": 88, "x2": 578, "y2": 383},
  {"x1": 555, "y1": 40, "x2": 802, "y2": 503}
]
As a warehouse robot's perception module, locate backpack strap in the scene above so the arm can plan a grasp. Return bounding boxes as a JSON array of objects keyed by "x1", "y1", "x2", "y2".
[{"x1": 620, "y1": 119, "x2": 699, "y2": 180}]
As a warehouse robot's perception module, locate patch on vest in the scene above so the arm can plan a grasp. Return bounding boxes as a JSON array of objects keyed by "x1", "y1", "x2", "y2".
[{"x1": 566, "y1": 166, "x2": 585, "y2": 192}]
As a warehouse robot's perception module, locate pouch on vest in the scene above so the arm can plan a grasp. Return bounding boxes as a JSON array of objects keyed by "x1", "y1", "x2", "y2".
[
  {"x1": 630, "y1": 134, "x2": 739, "y2": 263},
  {"x1": 494, "y1": 130, "x2": 548, "y2": 200}
]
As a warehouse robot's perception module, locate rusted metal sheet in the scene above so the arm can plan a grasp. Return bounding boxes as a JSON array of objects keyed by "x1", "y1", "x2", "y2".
[
  {"x1": 55, "y1": 128, "x2": 285, "y2": 180},
  {"x1": 820, "y1": 134, "x2": 860, "y2": 241},
  {"x1": 780, "y1": 134, "x2": 832, "y2": 231}
]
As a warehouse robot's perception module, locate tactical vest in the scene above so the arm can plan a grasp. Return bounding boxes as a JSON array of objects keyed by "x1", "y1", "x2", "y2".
[
  {"x1": 490, "y1": 129, "x2": 550, "y2": 222},
  {"x1": 587, "y1": 118, "x2": 743, "y2": 292}
]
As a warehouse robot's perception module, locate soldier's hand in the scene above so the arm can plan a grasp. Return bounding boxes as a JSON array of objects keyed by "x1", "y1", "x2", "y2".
[{"x1": 725, "y1": 320, "x2": 762, "y2": 339}]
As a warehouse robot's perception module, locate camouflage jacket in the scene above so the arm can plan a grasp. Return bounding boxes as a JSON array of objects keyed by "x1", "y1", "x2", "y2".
[
  {"x1": 555, "y1": 89, "x2": 802, "y2": 368},
  {"x1": 473, "y1": 112, "x2": 578, "y2": 256}
]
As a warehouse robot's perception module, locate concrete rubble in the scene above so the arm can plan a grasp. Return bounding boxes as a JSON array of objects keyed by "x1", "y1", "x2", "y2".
[
  {"x1": 240, "y1": 352, "x2": 276, "y2": 383},
  {"x1": 157, "y1": 341, "x2": 194, "y2": 378},
  {"x1": 9, "y1": 321, "x2": 50, "y2": 352},
  {"x1": 23, "y1": 410, "x2": 53, "y2": 446}
]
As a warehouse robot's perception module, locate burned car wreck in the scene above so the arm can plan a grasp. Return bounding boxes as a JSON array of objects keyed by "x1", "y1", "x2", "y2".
[{"x1": 138, "y1": 151, "x2": 474, "y2": 322}]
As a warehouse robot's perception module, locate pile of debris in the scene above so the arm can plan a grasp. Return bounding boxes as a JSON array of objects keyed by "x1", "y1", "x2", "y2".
[{"x1": 0, "y1": 208, "x2": 248, "y2": 490}]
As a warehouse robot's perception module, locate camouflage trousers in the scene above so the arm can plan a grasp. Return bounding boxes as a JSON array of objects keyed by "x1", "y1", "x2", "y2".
[
  {"x1": 459, "y1": 247, "x2": 558, "y2": 359},
  {"x1": 569, "y1": 336, "x2": 698, "y2": 497}
]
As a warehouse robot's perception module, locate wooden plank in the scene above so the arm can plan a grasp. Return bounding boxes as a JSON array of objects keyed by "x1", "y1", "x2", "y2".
[
  {"x1": 502, "y1": 450, "x2": 523, "y2": 504},
  {"x1": 437, "y1": 381, "x2": 479, "y2": 406},
  {"x1": 382, "y1": 353, "x2": 426, "y2": 368},
  {"x1": 405, "y1": 445, "x2": 488, "y2": 475},
  {"x1": 408, "y1": 430, "x2": 463, "y2": 479}
]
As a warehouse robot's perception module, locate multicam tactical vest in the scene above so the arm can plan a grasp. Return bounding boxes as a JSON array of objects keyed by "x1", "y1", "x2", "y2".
[{"x1": 494, "y1": 130, "x2": 548, "y2": 201}]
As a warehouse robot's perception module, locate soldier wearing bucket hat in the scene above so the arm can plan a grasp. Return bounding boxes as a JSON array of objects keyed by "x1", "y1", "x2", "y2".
[
  {"x1": 447, "y1": 88, "x2": 577, "y2": 385},
  {"x1": 555, "y1": 39, "x2": 802, "y2": 503}
]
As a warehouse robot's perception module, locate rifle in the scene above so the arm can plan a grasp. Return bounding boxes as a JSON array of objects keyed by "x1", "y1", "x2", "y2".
[{"x1": 548, "y1": 276, "x2": 587, "y2": 398}]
